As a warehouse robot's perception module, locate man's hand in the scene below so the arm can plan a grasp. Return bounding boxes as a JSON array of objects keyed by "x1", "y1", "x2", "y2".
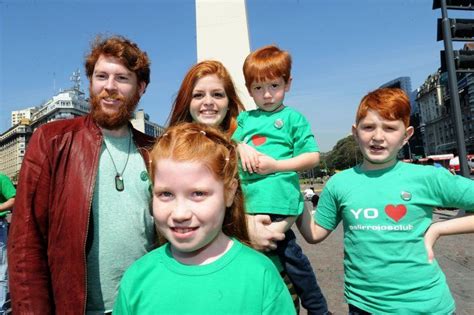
[{"x1": 247, "y1": 214, "x2": 285, "y2": 252}]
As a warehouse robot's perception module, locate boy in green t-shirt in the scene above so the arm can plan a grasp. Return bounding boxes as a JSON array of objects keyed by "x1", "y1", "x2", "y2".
[
  {"x1": 298, "y1": 87, "x2": 474, "y2": 314},
  {"x1": 232, "y1": 45, "x2": 329, "y2": 314}
]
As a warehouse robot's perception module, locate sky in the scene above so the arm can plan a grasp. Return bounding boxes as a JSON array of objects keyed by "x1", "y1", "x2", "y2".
[{"x1": 1, "y1": 0, "x2": 471, "y2": 152}]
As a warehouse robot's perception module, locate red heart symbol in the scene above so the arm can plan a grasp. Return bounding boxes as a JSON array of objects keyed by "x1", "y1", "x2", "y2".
[
  {"x1": 385, "y1": 204, "x2": 407, "y2": 222},
  {"x1": 251, "y1": 135, "x2": 266, "y2": 146}
]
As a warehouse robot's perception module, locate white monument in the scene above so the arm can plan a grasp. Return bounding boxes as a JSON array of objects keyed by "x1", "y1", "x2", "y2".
[{"x1": 195, "y1": 0, "x2": 255, "y2": 110}]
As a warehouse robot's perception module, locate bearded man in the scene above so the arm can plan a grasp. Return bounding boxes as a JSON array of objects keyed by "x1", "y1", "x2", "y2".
[{"x1": 8, "y1": 35, "x2": 156, "y2": 314}]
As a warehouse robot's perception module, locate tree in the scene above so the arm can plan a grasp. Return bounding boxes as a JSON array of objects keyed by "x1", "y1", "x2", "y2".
[{"x1": 325, "y1": 135, "x2": 363, "y2": 171}]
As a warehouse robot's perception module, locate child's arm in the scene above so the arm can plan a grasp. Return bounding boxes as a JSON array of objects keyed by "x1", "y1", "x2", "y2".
[
  {"x1": 265, "y1": 216, "x2": 297, "y2": 234},
  {"x1": 246, "y1": 214, "x2": 285, "y2": 251},
  {"x1": 237, "y1": 143, "x2": 261, "y2": 174},
  {"x1": 424, "y1": 213, "x2": 474, "y2": 263},
  {"x1": 256, "y1": 152, "x2": 320, "y2": 175},
  {"x1": 296, "y1": 202, "x2": 332, "y2": 244}
]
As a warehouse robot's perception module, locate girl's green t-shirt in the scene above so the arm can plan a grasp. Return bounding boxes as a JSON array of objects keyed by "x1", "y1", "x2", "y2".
[{"x1": 113, "y1": 239, "x2": 295, "y2": 315}]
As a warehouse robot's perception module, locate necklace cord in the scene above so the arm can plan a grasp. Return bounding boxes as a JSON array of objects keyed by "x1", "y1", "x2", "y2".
[{"x1": 104, "y1": 130, "x2": 132, "y2": 178}]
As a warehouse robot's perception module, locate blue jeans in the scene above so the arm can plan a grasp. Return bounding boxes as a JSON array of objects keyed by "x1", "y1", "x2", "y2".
[
  {"x1": 348, "y1": 304, "x2": 371, "y2": 315},
  {"x1": 0, "y1": 219, "x2": 8, "y2": 314},
  {"x1": 276, "y1": 228, "x2": 329, "y2": 315}
]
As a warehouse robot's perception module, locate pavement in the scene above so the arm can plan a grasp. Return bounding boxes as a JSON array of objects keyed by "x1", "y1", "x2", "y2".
[{"x1": 297, "y1": 183, "x2": 474, "y2": 314}]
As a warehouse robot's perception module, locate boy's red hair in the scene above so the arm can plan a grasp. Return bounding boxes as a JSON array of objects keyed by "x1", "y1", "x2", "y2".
[
  {"x1": 243, "y1": 45, "x2": 291, "y2": 91},
  {"x1": 356, "y1": 88, "x2": 411, "y2": 127}
]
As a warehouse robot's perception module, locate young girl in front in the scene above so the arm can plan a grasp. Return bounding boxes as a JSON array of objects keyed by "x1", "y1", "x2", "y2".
[{"x1": 113, "y1": 122, "x2": 295, "y2": 315}]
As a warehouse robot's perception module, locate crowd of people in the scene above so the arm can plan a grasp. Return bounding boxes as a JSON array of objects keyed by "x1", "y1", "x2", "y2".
[{"x1": 1, "y1": 34, "x2": 473, "y2": 315}]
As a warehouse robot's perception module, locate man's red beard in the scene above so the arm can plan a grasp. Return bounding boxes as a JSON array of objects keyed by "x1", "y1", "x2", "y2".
[{"x1": 90, "y1": 88, "x2": 141, "y2": 130}]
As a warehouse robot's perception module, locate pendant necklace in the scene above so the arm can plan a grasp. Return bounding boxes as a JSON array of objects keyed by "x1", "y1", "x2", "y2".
[{"x1": 103, "y1": 130, "x2": 132, "y2": 192}]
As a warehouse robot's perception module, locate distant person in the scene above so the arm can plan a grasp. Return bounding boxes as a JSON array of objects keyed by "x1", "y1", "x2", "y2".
[
  {"x1": 113, "y1": 123, "x2": 295, "y2": 314},
  {"x1": 0, "y1": 173, "x2": 15, "y2": 313},
  {"x1": 167, "y1": 59, "x2": 285, "y2": 260},
  {"x1": 8, "y1": 35, "x2": 156, "y2": 314},
  {"x1": 233, "y1": 45, "x2": 329, "y2": 314},
  {"x1": 304, "y1": 187, "x2": 315, "y2": 201},
  {"x1": 311, "y1": 194, "x2": 320, "y2": 209},
  {"x1": 426, "y1": 158, "x2": 442, "y2": 168},
  {"x1": 298, "y1": 87, "x2": 474, "y2": 314}
]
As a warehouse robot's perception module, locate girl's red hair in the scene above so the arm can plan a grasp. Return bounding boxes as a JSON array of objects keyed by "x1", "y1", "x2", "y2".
[
  {"x1": 168, "y1": 60, "x2": 244, "y2": 136},
  {"x1": 150, "y1": 122, "x2": 250, "y2": 246}
]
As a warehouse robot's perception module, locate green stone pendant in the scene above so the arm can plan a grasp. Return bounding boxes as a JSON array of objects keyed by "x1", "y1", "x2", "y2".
[{"x1": 115, "y1": 175, "x2": 124, "y2": 192}]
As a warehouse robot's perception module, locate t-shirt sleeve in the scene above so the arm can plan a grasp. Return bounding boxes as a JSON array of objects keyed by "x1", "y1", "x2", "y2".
[
  {"x1": 315, "y1": 179, "x2": 342, "y2": 230},
  {"x1": 231, "y1": 111, "x2": 247, "y2": 142},
  {"x1": 113, "y1": 275, "x2": 132, "y2": 314},
  {"x1": 262, "y1": 267, "x2": 296, "y2": 315},
  {"x1": 430, "y1": 168, "x2": 474, "y2": 212},
  {"x1": 290, "y1": 112, "x2": 319, "y2": 156},
  {"x1": 1, "y1": 175, "x2": 16, "y2": 200}
]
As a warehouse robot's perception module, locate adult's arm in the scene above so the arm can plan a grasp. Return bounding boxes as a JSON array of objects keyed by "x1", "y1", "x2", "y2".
[{"x1": 8, "y1": 128, "x2": 54, "y2": 314}]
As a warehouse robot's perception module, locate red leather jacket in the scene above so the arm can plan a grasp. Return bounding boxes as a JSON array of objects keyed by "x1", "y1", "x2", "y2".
[{"x1": 8, "y1": 114, "x2": 155, "y2": 314}]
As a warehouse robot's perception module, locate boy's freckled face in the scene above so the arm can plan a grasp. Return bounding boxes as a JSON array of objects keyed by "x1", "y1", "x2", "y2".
[
  {"x1": 249, "y1": 77, "x2": 291, "y2": 112},
  {"x1": 352, "y1": 109, "x2": 413, "y2": 171}
]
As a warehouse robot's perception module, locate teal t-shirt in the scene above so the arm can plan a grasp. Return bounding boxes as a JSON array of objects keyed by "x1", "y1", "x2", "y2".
[
  {"x1": 232, "y1": 106, "x2": 319, "y2": 216},
  {"x1": 113, "y1": 239, "x2": 295, "y2": 315},
  {"x1": 86, "y1": 133, "x2": 155, "y2": 314},
  {"x1": 315, "y1": 161, "x2": 474, "y2": 314}
]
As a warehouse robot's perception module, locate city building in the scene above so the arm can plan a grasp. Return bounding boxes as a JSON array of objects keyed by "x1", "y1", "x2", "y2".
[
  {"x1": 11, "y1": 107, "x2": 36, "y2": 126},
  {"x1": 417, "y1": 68, "x2": 474, "y2": 156},
  {"x1": 0, "y1": 121, "x2": 32, "y2": 184},
  {"x1": 130, "y1": 109, "x2": 165, "y2": 138},
  {"x1": 0, "y1": 80, "x2": 89, "y2": 182},
  {"x1": 0, "y1": 70, "x2": 164, "y2": 183},
  {"x1": 416, "y1": 71, "x2": 445, "y2": 155},
  {"x1": 29, "y1": 87, "x2": 89, "y2": 130},
  {"x1": 380, "y1": 76, "x2": 413, "y2": 97},
  {"x1": 439, "y1": 71, "x2": 474, "y2": 153}
]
